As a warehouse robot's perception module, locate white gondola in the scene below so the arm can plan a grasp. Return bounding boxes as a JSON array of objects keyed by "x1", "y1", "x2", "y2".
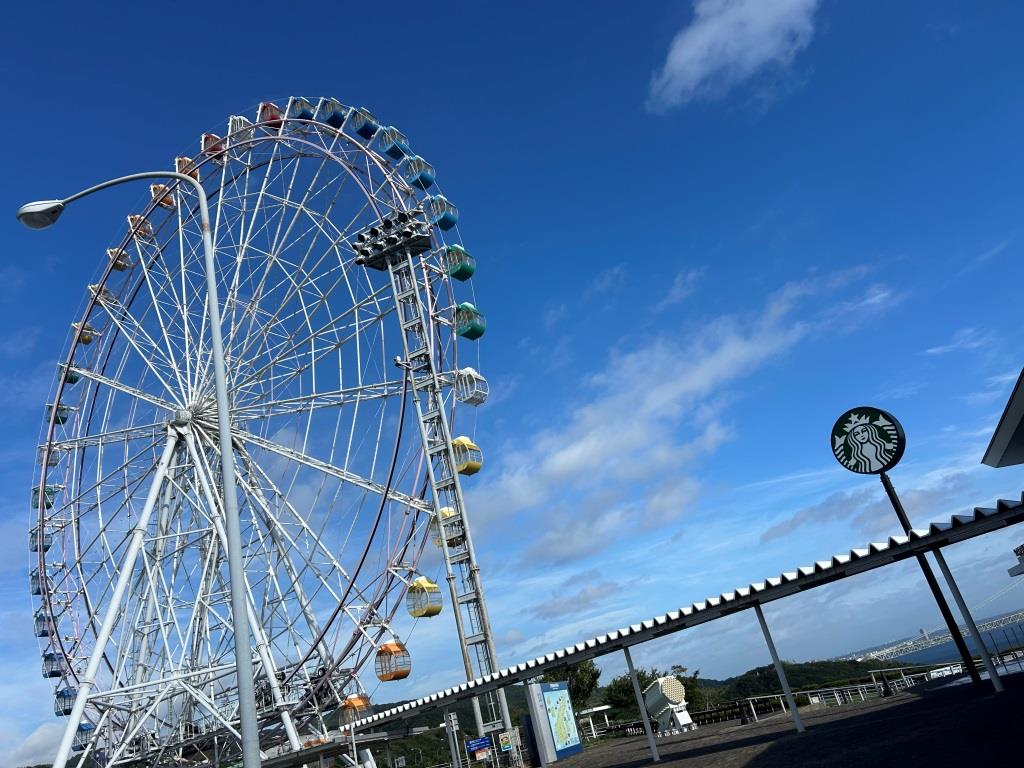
[{"x1": 455, "y1": 367, "x2": 489, "y2": 405}]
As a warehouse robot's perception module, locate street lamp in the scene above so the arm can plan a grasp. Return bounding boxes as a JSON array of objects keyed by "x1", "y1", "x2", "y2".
[{"x1": 18, "y1": 172, "x2": 262, "y2": 768}]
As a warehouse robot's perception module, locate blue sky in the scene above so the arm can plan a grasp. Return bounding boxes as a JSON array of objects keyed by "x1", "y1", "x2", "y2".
[{"x1": 3, "y1": 0, "x2": 1024, "y2": 764}]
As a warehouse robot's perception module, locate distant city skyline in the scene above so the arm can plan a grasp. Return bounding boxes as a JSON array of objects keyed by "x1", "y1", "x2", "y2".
[{"x1": 2, "y1": 1, "x2": 1024, "y2": 765}]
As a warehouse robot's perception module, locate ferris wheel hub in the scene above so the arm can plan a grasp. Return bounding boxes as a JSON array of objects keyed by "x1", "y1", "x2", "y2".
[{"x1": 169, "y1": 408, "x2": 192, "y2": 427}]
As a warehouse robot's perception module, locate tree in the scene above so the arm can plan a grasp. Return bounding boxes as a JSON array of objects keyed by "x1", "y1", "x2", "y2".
[
  {"x1": 601, "y1": 666, "x2": 661, "y2": 720},
  {"x1": 542, "y1": 658, "x2": 602, "y2": 710}
]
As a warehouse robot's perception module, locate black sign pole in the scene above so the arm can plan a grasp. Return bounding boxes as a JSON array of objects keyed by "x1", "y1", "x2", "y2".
[{"x1": 878, "y1": 471, "x2": 983, "y2": 687}]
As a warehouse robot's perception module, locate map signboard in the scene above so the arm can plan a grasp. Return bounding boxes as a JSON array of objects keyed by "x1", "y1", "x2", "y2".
[{"x1": 526, "y1": 680, "x2": 582, "y2": 762}]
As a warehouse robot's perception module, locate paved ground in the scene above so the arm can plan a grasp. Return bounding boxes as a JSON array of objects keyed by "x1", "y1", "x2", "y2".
[{"x1": 559, "y1": 671, "x2": 1021, "y2": 768}]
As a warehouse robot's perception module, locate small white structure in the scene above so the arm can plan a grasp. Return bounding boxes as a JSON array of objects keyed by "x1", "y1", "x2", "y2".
[{"x1": 643, "y1": 676, "x2": 695, "y2": 735}]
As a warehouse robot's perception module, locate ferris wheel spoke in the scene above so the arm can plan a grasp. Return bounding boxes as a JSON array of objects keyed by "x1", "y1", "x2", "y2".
[
  {"x1": 234, "y1": 430, "x2": 430, "y2": 513},
  {"x1": 232, "y1": 378, "x2": 405, "y2": 423},
  {"x1": 69, "y1": 364, "x2": 177, "y2": 413},
  {"x1": 93, "y1": 300, "x2": 187, "y2": 407}
]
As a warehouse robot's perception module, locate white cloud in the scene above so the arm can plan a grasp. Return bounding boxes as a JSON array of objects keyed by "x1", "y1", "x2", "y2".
[
  {"x1": 923, "y1": 327, "x2": 993, "y2": 355},
  {"x1": 648, "y1": 0, "x2": 820, "y2": 112},
  {"x1": 9, "y1": 722, "x2": 63, "y2": 767},
  {"x1": 586, "y1": 265, "x2": 626, "y2": 297},
  {"x1": 654, "y1": 268, "x2": 703, "y2": 311}
]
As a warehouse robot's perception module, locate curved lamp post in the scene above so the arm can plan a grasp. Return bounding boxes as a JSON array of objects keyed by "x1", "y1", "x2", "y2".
[{"x1": 18, "y1": 172, "x2": 262, "y2": 768}]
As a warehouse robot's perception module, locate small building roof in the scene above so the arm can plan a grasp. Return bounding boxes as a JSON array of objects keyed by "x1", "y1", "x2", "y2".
[{"x1": 982, "y1": 368, "x2": 1024, "y2": 468}]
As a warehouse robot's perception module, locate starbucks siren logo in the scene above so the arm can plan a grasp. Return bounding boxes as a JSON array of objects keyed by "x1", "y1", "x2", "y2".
[{"x1": 831, "y1": 406, "x2": 905, "y2": 474}]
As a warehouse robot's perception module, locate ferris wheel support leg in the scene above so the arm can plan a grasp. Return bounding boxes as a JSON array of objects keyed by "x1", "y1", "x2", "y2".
[
  {"x1": 184, "y1": 432, "x2": 303, "y2": 752},
  {"x1": 51, "y1": 431, "x2": 179, "y2": 768}
]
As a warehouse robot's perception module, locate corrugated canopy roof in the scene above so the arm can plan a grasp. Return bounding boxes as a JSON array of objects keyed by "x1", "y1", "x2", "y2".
[{"x1": 343, "y1": 493, "x2": 1024, "y2": 734}]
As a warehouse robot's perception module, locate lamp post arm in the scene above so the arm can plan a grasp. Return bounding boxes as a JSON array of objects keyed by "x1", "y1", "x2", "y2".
[{"x1": 62, "y1": 171, "x2": 204, "y2": 208}]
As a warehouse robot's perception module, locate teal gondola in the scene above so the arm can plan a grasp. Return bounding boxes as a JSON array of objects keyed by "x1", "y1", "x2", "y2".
[
  {"x1": 30, "y1": 526, "x2": 53, "y2": 553},
  {"x1": 444, "y1": 245, "x2": 475, "y2": 281},
  {"x1": 455, "y1": 302, "x2": 486, "y2": 340}
]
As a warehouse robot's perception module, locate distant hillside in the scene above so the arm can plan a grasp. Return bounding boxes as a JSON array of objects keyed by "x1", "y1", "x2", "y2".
[{"x1": 715, "y1": 660, "x2": 888, "y2": 700}]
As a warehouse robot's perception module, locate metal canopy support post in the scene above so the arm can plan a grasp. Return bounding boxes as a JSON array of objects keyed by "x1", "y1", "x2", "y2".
[
  {"x1": 929, "y1": 549, "x2": 1004, "y2": 692},
  {"x1": 879, "y1": 472, "x2": 984, "y2": 688},
  {"x1": 753, "y1": 603, "x2": 804, "y2": 734},
  {"x1": 444, "y1": 709, "x2": 463, "y2": 768},
  {"x1": 622, "y1": 647, "x2": 659, "y2": 763}
]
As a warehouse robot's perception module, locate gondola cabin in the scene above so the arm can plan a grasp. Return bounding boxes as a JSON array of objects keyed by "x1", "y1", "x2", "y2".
[
  {"x1": 401, "y1": 156, "x2": 435, "y2": 190},
  {"x1": 455, "y1": 367, "x2": 489, "y2": 406},
  {"x1": 150, "y1": 184, "x2": 175, "y2": 211},
  {"x1": 39, "y1": 444, "x2": 64, "y2": 467},
  {"x1": 107, "y1": 247, "x2": 133, "y2": 271},
  {"x1": 127, "y1": 214, "x2": 154, "y2": 241},
  {"x1": 30, "y1": 526, "x2": 53, "y2": 553},
  {"x1": 201, "y1": 133, "x2": 226, "y2": 163},
  {"x1": 346, "y1": 107, "x2": 379, "y2": 139},
  {"x1": 406, "y1": 576, "x2": 443, "y2": 618},
  {"x1": 30, "y1": 568, "x2": 41, "y2": 595},
  {"x1": 258, "y1": 101, "x2": 284, "y2": 129},
  {"x1": 426, "y1": 195, "x2": 458, "y2": 231},
  {"x1": 55, "y1": 688, "x2": 77, "y2": 716},
  {"x1": 228, "y1": 115, "x2": 254, "y2": 144},
  {"x1": 73, "y1": 322, "x2": 100, "y2": 345},
  {"x1": 42, "y1": 651, "x2": 64, "y2": 678},
  {"x1": 432, "y1": 506, "x2": 466, "y2": 548},
  {"x1": 175, "y1": 157, "x2": 199, "y2": 181},
  {"x1": 34, "y1": 610, "x2": 52, "y2": 637},
  {"x1": 454, "y1": 303, "x2": 486, "y2": 340},
  {"x1": 444, "y1": 245, "x2": 475, "y2": 281},
  {"x1": 89, "y1": 284, "x2": 115, "y2": 305},
  {"x1": 32, "y1": 484, "x2": 60, "y2": 510},
  {"x1": 288, "y1": 97, "x2": 315, "y2": 120},
  {"x1": 47, "y1": 403, "x2": 73, "y2": 424},
  {"x1": 62, "y1": 365, "x2": 81, "y2": 385},
  {"x1": 317, "y1": 98, "x2": 349, "y2": 129},
  {"x1": 378, "y1": 126, "x2": 410, "y2": 160},
  {"x1": 452, "y1": 437, "x2": 483, "y2": 475},
  {"x1": 72, "y1": 723, "x2": 94, "y2": 752},
  {"x1": 374, "y1": 641, "x2": 412, "y2": 682},
  {"x1": 341, "y1": 694, "x2": 371, "y2": 724}
]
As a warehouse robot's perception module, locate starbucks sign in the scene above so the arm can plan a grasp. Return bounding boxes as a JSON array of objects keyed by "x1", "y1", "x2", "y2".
[{"x1": 831, "y1": 406, "x2": 905, "y2": 474}]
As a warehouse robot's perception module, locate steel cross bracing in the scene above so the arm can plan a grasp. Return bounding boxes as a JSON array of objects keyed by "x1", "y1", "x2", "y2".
[{"x1": 386, "y1": 250, "x2": 512, "y2": 735}]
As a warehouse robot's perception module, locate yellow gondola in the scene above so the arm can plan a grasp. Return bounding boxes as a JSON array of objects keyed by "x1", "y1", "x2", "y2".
[
  {"x1": 432, "y1": 507, "x2": 465, "y2": 548},
  {"x1": 374, "y1": 641, "x2": 412, "y2": 682},
  {"x1": 452, "y1": 436, "x2": 482, "y2": 475},
  {"x1": 406, "y1": 576, "x2": 443, "y2": 618},
  {"x1": 341, "y1": 694, "x2": 371, "y2": 724}
]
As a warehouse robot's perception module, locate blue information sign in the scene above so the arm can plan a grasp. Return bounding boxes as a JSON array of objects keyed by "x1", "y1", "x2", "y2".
[{"x1": 465, "y1": 736, "x2": 492, "y2": 753}]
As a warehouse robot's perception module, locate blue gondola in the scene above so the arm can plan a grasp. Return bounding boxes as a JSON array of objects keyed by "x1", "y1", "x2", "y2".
[
  {"x1": 401, "y1": 156, "x2": 435, "y2": 190},
  {"x1": 378, "y1": 127, "x2": 411, "y2": 160},
  {"x1": 72, "y1": 723, "x2": 94, "y2": 751},
  {"x1": 288, "y1": 97, "x2": 315, "y2": 120},
  {"x1": 34, "y1": 610, "x2": 52, "y2": 638},
  {"x1": 30, "y1": 526, "x2": 53, "y2": 553},
  {"x1": 42, "y1": 651, "x2": 64, "y2": 678},
  {"x1": 426, "y1": 195, "x2": 459, "y2": 231},
  {"x1": 317, "y1": 98, "x2": 349, "y2": 129},
  {"x1": 346, "y1": 107, "x2": 379, "y2": 139},
  {"x1": 55, "y1": 688, "x2": 77, "y2": 716},
  {"x1": 30, "y1": 568, "x2": 44, "y2": 595},
  {"x1": 47, "y1": 403, "x2": 73, "y2": 424}
]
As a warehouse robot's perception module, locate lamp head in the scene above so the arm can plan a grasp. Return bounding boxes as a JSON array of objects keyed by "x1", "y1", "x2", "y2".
[{"x1": 17, "y1": 200, "x2": 65, "y2": 229}]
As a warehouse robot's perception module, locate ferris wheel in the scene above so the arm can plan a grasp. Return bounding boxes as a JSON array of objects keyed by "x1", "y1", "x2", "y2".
[{"x1": 29, "y1": 97, "x2": 510, "y2": 767}]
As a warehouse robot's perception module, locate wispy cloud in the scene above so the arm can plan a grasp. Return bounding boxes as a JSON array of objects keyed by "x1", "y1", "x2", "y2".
[
  {"x1": 923, "y1": 327, "x2": 993, "y2": 355},
  {"x1": 586, "y1": 265, "x2": 626, "y2": 297},
  {"x1": 648, "y1": 0, "x2": 820, "y2": 112},
  {"x1": 654, "y1": 268, "x2": 703, "y2": 311},
  {"x1": 532, "y1": 570, "x2": 623, "y2": 619},
  {"x1": 760, "y1": 470, "x2": 974, "y2": 543}
]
